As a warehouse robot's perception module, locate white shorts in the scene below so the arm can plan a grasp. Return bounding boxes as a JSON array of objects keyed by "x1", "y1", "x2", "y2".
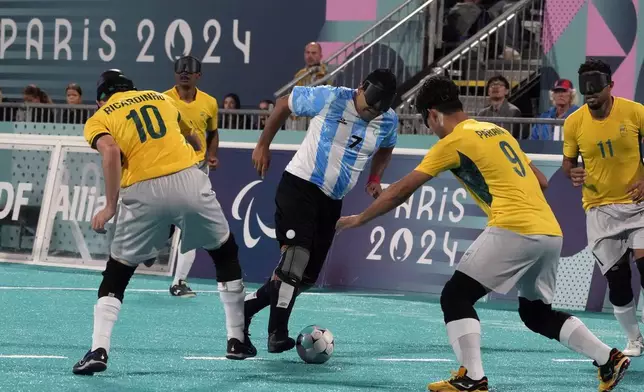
[
  {"x1": 586, "y1": 203, "x2": 644, "y2": 274},
  {"x1": 111, "y1": 165, "x2": 229, "y2": 265},
  {"x1": 457, "y1": 227, "x2": 562, "y2": 304}
]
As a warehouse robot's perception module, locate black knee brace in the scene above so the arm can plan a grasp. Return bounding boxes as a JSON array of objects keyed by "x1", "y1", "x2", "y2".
[
  {"x1": 98, "y1": 257, "x2": 136, "y2": 302},
  {"x1": 518, "y1": 297, "x2": 571, "y2": 340},
  {"x1": 440, "y1": 271, "x2": 488, "y2": 324},
  {"x1": 275, "y1": 246, "x2": 310, "y2": 287},
  {"x1": 207, "y1": 233, "x2": 242, "y2": 282},
  {"x1": 605, "y1": 262, "x2": 634, "y2": 307}
]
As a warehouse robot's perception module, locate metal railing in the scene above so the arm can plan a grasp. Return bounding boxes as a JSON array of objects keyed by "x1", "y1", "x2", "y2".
[
  {"x1": 398, "y1": 114, "x2": 563, "y2": 140},
  {"x1": 398, "y1": 0, "x2": 544, "y2": 115},
  {"x1": 274, "y1": 0, "x2": 443, "y2": 97},
  {"x1": 0, "y1": 103, "x2": 565, "y2": 141}
]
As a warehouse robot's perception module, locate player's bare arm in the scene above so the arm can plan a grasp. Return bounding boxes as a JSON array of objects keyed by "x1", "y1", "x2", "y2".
[
  {"x1": 365, "y1": 147, "x2": 393, "y2": 198},
  {"x1": 206, "y1": 129, "x2": 219, "y2": 169},
  {"x1": 337, "y1": 170, "x2": 432, "y2": 231},
  {"x1": 529, "y1": 163, "x2": 549, "y2": 190},
  {"x1": 93, "y1": 135, "x2": 122, "y2": 233},
  {"x1": 253, "y1": 95, "x2": 292, "y2": 178},
  {"x1": 562, "y1": 155, "x2": 586, "y2": 187}
]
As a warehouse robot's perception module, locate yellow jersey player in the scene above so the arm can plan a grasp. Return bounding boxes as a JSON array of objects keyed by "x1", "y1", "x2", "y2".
[
  {"x1": 563, "y1": 58, "x2": 644, "y2": 357},
  {"x1": 163, "y1": 55, "x2": 220, "y2": 298},
  {"x1": 336, "y1": 76, "x2": 629, "y2": 392},
  {"x1": 72, "y1": 70, "x2": 256, "y2": 376}
]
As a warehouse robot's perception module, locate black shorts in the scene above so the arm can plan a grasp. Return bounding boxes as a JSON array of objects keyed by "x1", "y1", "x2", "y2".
[{"x1": 274, "y1": 171, "x2": 342, "y2": 285}]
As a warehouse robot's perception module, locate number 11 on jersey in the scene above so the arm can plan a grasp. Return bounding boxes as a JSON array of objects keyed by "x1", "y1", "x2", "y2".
[{"x1": 597, "y1": 139, "x2": 614, "y2": 158}]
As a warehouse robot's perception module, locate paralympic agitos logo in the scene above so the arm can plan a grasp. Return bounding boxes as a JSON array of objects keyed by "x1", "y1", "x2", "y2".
[{"x1": 231, "y1": 180, "x2": 276, "y2": 248}]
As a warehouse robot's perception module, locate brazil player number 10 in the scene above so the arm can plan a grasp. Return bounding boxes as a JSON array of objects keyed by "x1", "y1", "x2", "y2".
[{"x1": 125, "y1": 105, "x2": 168, "y2": 143}]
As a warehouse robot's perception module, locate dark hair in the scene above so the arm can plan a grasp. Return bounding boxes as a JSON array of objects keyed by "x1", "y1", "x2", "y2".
[
  {"x1": 364, "y1": 68, "x2": 397, "y2": 92},
  {"x1": 66, "y1": 83, "x2": 82, "y2": 96},
  {"x1": 224, "y1": 93, "x2": 241, "y2": 108},
  {"x1": 259, "y1": 99, "x2": 274, "y2": 106},
  {"x1": 486, "y1": 75, "x2": 510, "y2": 90},
  {"x1": 414, "y1": 75, "x2": 463, "y2": 115},
  {"x1": 578, "y1": 58, "x2": 612, "y2": 76},
  {"x1": 24, "y1": 84, "x2": 52, "y2": 103}
]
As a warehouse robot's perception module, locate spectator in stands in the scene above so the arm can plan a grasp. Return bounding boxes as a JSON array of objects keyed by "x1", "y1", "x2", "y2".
[
  {"x1": 294, "y1": 42, "x2": 330, "y2": 87},
  {"x1": 478, "y1": 75, "x2": 523, "y2": 138},
  {"x1": 221, "y1": 93, "x2": 243, "y2": 129},
  {"x1": 256, "y1": 99, "x2": 274, "y2": 130},
  {"x1": 61, "y1": 83, "x2": 89, "y2": 124},
  {"x1": 443, "y1": 0, "x2": 485, "y2": 44},
  {"x1": 19, "y1": 84, "x2": 54, "y2": 123},
  {"x1": 530, "y1": 79, "x2": 579, "y2": 141}
]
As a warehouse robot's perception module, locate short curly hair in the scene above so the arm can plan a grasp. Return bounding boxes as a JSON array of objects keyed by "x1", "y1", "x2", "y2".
[
  {"x1": 578, "y1": 58, "x2": 612, "y2": 77},
  {"x1": 414, "y1": 75, "x2": 463, "y2": 115}
]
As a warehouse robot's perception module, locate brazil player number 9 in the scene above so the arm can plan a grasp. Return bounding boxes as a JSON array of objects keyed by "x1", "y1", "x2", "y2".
[{"x1": 499, "y1": 141, "x2": 526, "y2": 177}]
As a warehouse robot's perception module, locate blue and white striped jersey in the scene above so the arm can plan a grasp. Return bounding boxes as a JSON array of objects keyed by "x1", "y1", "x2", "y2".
[{"x1": 286, "y1": 86, "x2": 399, "y2": 200}]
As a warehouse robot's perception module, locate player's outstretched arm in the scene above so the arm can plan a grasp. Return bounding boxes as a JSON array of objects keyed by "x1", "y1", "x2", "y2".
[
  {"x1": 257, "y1": 96, "x2": 291, "y2": 147},
  {"x1": 253, "y1": 96, "x2": 292, "y2": 178},
  {"x1": 337, "y1": 170, "x2": 432, "y2": 231},
  {"x1": 365, "y1": 147, "x2": 394, "y2": 198}
]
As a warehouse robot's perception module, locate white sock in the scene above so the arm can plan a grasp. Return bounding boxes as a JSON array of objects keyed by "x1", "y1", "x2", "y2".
[
  {"x1": 559, "y1": 316, "x2": 612, "y2": 366},
  {"x1": 218, "y1": 279, "x2": 246, "y2": 342},
  {"x1": 613, "y1": 300, "x2": 642, "y2": 341},
  {"x1": 172, "y1": 249, "x2": 196, "y2": 286},
  {"x1": 447, "y1": 318, "x2": 484, "y2": 380},
  {"x1": 91, "y1": 296, "x2": 121, "y2": 354}
]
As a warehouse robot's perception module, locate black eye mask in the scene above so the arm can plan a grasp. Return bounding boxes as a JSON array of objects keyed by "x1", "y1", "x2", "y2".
[
  {"x1": 174, "y1": 56, "x2": 201, "y2": 74},
  {"x1": 578, "y1": 71, "x2": 611, "y2": 95},
  {"x1": 362, "y1": 80, "x2": 395, "y2": 112}
]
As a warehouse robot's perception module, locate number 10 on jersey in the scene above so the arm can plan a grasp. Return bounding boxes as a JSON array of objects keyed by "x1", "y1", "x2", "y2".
[{"x1": 126, "y1": 105, "x2": 167, "y2": 143}]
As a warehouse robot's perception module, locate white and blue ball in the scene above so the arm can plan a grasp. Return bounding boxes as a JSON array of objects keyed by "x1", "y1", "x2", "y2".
[{"x1": 295, "y1": 325, "x2": 335, "y2": 364}]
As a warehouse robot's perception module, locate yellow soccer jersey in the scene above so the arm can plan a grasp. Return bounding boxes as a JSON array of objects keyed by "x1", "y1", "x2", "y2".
[
  {"x1": 163, "y1": 87, "x2": 218, "y2": 161},
  {"x1": 563, "y1": 97, "x2": 644, "y2": 211},
  {"x1": 415, "y1": 119, "x2": 562, "y2": 237},
  {"x1": 84, "y1": 90, "x2": 200, "y2": 188}
]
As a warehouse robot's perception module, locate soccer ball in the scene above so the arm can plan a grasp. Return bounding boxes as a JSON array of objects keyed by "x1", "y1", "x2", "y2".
[{"x1": 295, "y1": 325, "x2": 334, "y2": 364}]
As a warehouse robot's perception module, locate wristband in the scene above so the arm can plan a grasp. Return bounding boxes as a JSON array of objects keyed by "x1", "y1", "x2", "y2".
[{"x1": 367, "y1": 175, "x2": 381, "y2": 184}]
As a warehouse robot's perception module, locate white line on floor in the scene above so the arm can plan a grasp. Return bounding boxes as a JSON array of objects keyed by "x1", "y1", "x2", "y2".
[
  {"x1": 0, "y1": 355, "x2": 67, "y2": 359},
  {"x1": 0, "y1": 286, "x2": 405, "y2": 297},
  {"x1": 183, "y1": 356, "x2": 263, "y2": 361},
  {"x1": 551, "y1": 359, "x2": 593, "y2": 362},
  {"x1": 377, "y1": 358, "x2": 453, "y2": 362}
]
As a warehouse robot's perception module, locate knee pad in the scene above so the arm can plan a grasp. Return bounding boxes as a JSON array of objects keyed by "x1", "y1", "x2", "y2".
[
  {"x1": 518, "y1": 297, "x2": 571, "y2": 340},
  {"x1": 207, "y1": 233, "x2": 242, "y2": 282},
  {"x1": 275, "y1": 246, "x2": 310, "y2": 287},
  {"x1": 98, "y1": 257, "x2": 136, "y2": 302},
  {"x1": 440, "y1": 271, "x2": 487, "y2": 324},
  {"x1": 605, "y1": 263, "x2": 634, "y2": 307}
]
